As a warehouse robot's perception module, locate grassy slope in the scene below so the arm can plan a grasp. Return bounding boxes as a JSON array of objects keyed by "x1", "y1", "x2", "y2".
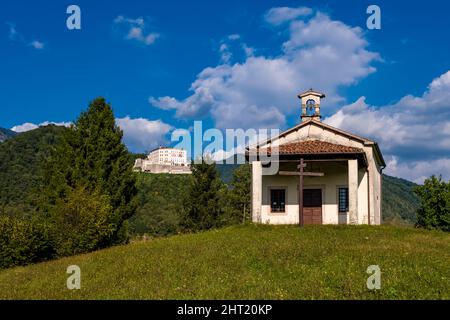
[{"x1": 1, "y1": 224, "x2": 449, "y2": 300}]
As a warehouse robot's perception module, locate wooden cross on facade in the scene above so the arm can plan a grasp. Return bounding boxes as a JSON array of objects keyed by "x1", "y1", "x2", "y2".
[{"x1": 279, "y1": 158, "x2": 324, "y2": 226}]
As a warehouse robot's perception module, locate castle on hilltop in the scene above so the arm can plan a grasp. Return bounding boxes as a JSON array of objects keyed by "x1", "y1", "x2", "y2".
[{"x1": 133, "y1": 147, "x2": 191, "y2": 174}]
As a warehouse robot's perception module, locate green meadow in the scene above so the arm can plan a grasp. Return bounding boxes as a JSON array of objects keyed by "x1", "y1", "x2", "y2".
[{"x1": 1, "y1": 224, "x2": 449, "y2": 300}]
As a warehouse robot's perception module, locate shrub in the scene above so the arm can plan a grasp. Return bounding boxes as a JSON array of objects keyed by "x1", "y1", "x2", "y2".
[
  {"x1": 414, "y1": 175, "x2": 450, "y2": 231},
  {"x1": 0, "y1": 215, "x2": 54, "y2": 269},
  {"x1": 50, "y1": 187, "x2": 116, "y2": 256}
]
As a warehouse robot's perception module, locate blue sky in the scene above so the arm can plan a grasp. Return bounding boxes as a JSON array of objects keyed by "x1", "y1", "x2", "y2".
[{"x1": 1, "y1": 0, "x2": 450, "y2": 182}]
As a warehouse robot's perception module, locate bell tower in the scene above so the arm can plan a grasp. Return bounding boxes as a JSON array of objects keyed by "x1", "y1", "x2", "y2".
[{"x1": 298, "y1": 89, "x2": 326, "y2": 122}]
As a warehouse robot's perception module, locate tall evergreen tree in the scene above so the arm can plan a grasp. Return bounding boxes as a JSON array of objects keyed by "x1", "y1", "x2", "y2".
[
  {"x1": 182, "y1": 159, "x2": 224, "y2": 231},
  {"x1": 41, "y1": 97, "x2": 137, "y2": 245}
]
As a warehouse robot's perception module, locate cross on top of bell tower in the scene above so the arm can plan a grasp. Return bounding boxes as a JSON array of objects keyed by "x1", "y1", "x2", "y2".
[{"x1": 298, "y1": 88, "x2": 326, "y2": 122}]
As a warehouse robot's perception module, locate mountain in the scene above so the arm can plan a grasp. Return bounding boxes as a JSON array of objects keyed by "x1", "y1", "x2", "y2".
[{"x1": 0, "y1": 127, "x2": 18, "y2": 142}]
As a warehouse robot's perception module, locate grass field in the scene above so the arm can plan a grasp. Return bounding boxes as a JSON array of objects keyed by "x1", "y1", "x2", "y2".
[{"x1": 1, "y1": 224, "x2": 449, "y2": 299}]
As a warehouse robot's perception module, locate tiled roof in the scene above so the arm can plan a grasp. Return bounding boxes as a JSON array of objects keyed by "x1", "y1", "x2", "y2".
[{"x1": 261, "y1": 140, "x2": 364, "y2": 155}]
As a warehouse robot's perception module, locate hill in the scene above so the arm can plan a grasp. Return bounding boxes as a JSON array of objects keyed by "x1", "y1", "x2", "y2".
[
  {"x1": 0, "y1": 224, "x2": 449, "y2": 299},
  {"x1": 0, "y1": 127, "x2": 17, "y2": 143},
  {"x1": 0, "y1": 125, "x2": 67, "y2": 215},
  {"x1": 382, "y1": 175, "x2": 420, "y2": 224}
]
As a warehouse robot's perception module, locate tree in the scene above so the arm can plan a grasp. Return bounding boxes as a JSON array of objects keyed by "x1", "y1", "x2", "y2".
[
  {"x1": 40, "y1": 97, "x2": 137, "y2": 246},
  {"x1": 414, "y1": 175, "x2": 450, "y2": 231},
  {"x1": 182, "y1": 158, "x2": 224, "y2": 231},
  {"x1": 50, "y1": 187, "x2": 115, "y2": 256},
  {"x1": 229, "y1": 164, "x2": 251, "y2": 223}
]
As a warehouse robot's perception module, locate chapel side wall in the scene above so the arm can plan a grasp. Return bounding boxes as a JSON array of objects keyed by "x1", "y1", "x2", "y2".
[
  {"x1": 373, "y1": 158, "x2": 382, "y2": 225},
  {"x1": 364, "y1": 146, "x2": 382, "y2": 225}
]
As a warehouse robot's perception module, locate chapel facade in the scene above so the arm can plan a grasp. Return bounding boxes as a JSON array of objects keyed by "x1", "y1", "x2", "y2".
[{"x1": 247, "y1": 89, "x2": 385, "y2": 225}]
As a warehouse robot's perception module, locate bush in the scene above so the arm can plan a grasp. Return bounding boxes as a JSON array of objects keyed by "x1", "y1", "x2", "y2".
[
  {"x1": 50, "y1": 187, "x2": 116, "y2": 256},
  {"x1": 0, "y1": 215, "x2": 54, "y2": 269},
  {"x1": 414, "y1": 175, "x2": 450, "y2": 231}
]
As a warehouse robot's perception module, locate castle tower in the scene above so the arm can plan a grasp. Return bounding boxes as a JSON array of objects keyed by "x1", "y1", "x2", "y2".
[{"x1": 298, "y1": 89, "x2": 326, "y2": 122}]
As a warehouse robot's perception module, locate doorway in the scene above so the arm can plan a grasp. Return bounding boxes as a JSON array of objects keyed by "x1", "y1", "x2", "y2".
[{"x1": 302, "y1": 189, "x2": 322, "y2": 225}]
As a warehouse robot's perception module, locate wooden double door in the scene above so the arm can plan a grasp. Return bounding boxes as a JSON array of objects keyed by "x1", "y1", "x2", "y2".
[{"x1": 302, "y1": 189, "x2": 322, "y2": 225}]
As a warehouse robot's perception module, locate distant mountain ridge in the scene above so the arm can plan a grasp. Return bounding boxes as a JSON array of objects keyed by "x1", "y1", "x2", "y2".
[{"x1": 0, "y1": 127, "x2": 17, "y2": 142}]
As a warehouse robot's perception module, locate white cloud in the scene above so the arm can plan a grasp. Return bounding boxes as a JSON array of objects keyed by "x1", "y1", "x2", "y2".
[
  {"x1": 116, "y1": 116, "x2": 172, "y2": 152},
  {"x1": 6, "y1": 22, "x2": 44, "y2": 50},
  {"x1": 11, "y1": 122, "x2": 38, "y2": 132},
  {"x1": 29, "y1": 40, "x2": 44, "y2": 49},
  {"x1": 324, "y1": 70, "x2": 450, "y2": 182},
  {"x1": 228, "y1": 34, "x2": 240, "y2": 41},
  {"x1": 150, "y1": 9, "x2": 379, "y2": 130},
  {"x1": 11, "y1": 121, "x2": 72, "y2": 133},
  {"x1": 114, "y1": 15, "x2": 160, "y2": 46},
  {"x1": 6, "y1": 22, "x2": 20, "y2": 41},
  {"x1": 264, "y1": 6, "x2": 313, "y2": 26},
  {"x1": 219, "y1": 43, "x2": 232, "y2": 63},
  {"x1": 385, "y1": 156, "x2": 450, "y2": 184}
]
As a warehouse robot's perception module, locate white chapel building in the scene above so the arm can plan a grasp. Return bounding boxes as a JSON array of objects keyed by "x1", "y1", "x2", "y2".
[{"x1": 247, "y1": 89, "x2": 385, "y2": 225}]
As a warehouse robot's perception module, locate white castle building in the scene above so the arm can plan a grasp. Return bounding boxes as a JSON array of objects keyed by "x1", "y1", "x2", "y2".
[{"x1": 134, "y1": 147, "x2": 191, "y2": 174}]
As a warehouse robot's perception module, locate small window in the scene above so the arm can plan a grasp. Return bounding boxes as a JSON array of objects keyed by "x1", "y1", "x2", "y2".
[
  {"x1": 271, "y1": 189, "x2": 286, "y2": 212},
  {"x1": 338, "y1": 187, "x2": 349, "y2": 212}
]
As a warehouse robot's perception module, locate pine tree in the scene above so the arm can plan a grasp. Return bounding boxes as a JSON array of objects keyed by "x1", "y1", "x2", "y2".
[
  {"x1": 41, "y1": 97, "x2": 137, "y2": 246},
  {"x1": 182, "y1": 159, "x2": 224, "y2": 231}
]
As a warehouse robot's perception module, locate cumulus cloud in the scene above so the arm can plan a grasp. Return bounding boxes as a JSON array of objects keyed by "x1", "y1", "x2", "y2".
[
  {"x1": 264, "y1": 6, "x2": 313, "y2": 26},
  {"x1": 114, "y1": 15, "x2": 160, "y2": 45},
  {"x1": 150, "y1": 8, "x2": 379, "y2": 130},
  {"x1": 116, "y1": 116, "x2": 172, "y2": 152},
  {"x1": 324, "y1": 71, "x2": 450, "y2": 182},
  {"x1": 11, "y1": 121, "x2": 72, "y2": 133}
]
